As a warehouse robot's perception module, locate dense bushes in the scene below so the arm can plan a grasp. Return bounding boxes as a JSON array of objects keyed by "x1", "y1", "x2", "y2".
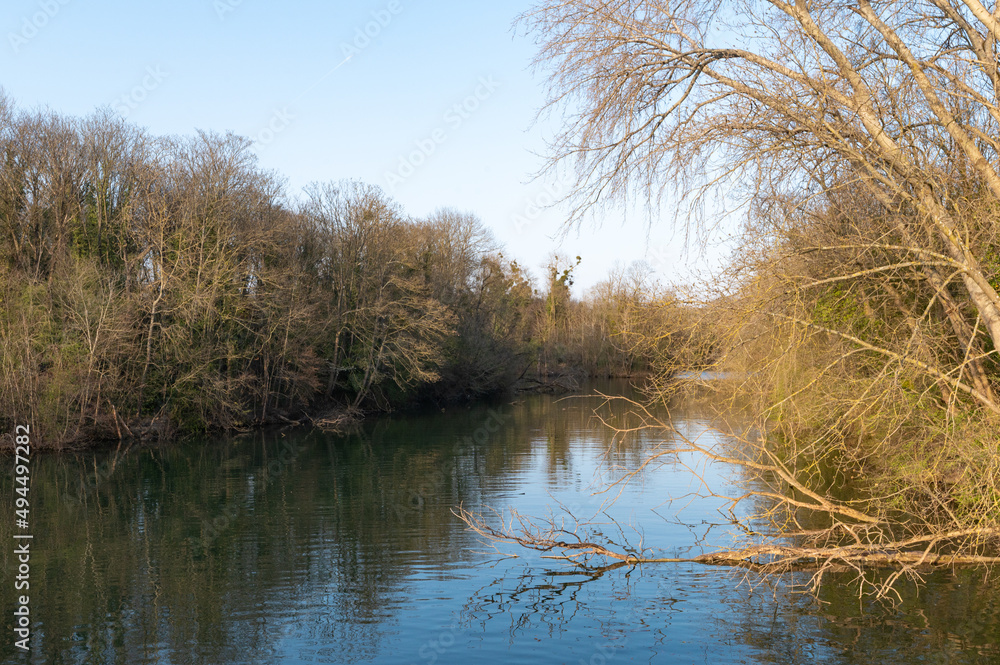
[
  {"x1": 0, "y1": 97, "x2": 684, "y2": 447},
  {"x1": 702, "y1": 184, "x2": 1000, "y2": 538}
]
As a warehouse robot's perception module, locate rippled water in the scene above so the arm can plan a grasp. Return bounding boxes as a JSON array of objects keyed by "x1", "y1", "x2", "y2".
[{"x1": 2, "y1": 381, "x2": 998, "y2": 664}]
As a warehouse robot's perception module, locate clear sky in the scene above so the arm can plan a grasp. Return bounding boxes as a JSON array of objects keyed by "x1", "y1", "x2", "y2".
[{"x1": 1, "y1": 0, "x2": 728, "y2": 293}]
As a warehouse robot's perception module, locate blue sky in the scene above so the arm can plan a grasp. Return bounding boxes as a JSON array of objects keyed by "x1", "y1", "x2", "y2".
[{"x1": 1, "y1": 0, "x2": 727, "y2": 292}]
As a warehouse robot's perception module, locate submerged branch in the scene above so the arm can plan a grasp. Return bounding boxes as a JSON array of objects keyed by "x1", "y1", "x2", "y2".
[{"x1": 454, "y1": 505, "x2": 1000, "y2": 573}]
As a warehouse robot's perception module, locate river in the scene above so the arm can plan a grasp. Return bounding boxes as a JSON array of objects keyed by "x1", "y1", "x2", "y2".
[{"x1": 1, "y1": 380, "x2": 998, "y2": 664}]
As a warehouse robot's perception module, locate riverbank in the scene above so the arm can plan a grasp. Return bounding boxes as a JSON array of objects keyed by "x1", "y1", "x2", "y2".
[
  {"x1": 6, "y1": 380, "x2": 997, "y2": 664},
  {"x1": 3, "y1": 364, "x2": 666, "y2": 452},
  {"x1": 0, "y1": 403, "x2": 365, "y2": 453}
]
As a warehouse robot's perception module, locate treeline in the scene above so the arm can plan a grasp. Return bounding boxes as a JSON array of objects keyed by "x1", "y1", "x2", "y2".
[
  {"x1": 0, "y1": 96, "x2": 687, "y2": 447},
  {"x1": 533, "y1": 257, "x2": 709, "y2": 381}
]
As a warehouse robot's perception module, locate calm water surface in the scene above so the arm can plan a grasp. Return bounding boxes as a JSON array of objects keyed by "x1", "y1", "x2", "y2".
[{"x1": 2, "y1": 381, "x2": 998, "y2": 664}]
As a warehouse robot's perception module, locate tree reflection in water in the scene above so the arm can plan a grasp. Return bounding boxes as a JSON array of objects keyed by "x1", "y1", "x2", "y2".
[{"x1": 1, "y1": 381, "x2": 998, "y2": 663}]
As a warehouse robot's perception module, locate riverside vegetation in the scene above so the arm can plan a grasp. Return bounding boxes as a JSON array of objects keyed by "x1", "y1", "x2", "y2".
[
  {"x1": 7, "y1": 0, "x2": 1000, "y2": 599},
  {"x1": 458, "y1": 0, "x2": 1000, "y2": 598},
  {"x1": 0, "y1": 92, "x2": 693, "y2": 449}
]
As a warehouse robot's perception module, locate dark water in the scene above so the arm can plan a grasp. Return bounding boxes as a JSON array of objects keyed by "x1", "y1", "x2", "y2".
[{"x1": 2, "y1": 381, "x2": 999, "y2": 664}]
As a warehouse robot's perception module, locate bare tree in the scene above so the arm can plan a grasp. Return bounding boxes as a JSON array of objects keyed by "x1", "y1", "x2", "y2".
[
  {"x1": 302, "y1": 181, "x2": 456, "y2": 407},
  {"x1": 523, "y1": 0, "x2": 1000, "y2": 353},
  {"x1": 456, "y1": 0, "x2": 1000, "y2": 594}
]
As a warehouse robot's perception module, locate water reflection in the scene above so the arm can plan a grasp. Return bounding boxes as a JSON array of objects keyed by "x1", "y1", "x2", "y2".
[{"x1": 0, "y1": 381, "x2": 997, "y2": 663}]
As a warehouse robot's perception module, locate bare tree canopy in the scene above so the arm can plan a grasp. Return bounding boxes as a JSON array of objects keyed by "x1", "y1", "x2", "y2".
[
  {"x1": 523, "y1": 0, "x2": 1000, "y2": 351},
  {"x1": 447, "y1": 0, "x2": 1000, "y2": 595}
]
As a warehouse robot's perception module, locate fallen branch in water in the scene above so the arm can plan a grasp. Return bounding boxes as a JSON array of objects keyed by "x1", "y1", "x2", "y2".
[
  {"x1": 454, "y1": 505, "x2": 1000, "y2": 570},
  {"x1": 310, "y1": 406, "x2": 362, "y2": 432},
  {"x1": 455, "y1": 391, "x2": 1000, "y2": 601}
]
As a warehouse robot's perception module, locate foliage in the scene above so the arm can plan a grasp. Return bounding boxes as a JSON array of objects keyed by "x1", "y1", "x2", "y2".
[
  {"x1": 497, "y1": 0, "x2": 1000, "y2": 591},
  {"x1": 0, "y1": 97, "x2": 681, "y2": 447}
]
